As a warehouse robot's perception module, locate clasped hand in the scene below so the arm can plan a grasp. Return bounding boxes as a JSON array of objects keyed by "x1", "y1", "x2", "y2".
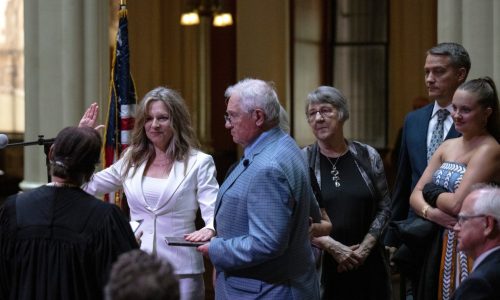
[
  {"x1": 427, "y1": 207, "x2": 456, "y2": 229},
  {"x1": 312, "y1": 236, "x2": 368, "y2": 273}
]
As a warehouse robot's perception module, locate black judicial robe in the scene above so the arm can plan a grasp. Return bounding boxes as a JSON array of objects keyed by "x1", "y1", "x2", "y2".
[{"x1": 0, "y1": 186, "x2": 138, "y2": 300}]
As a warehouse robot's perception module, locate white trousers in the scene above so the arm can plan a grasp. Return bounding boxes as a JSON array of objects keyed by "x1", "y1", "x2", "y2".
[{"x1": 178, "y1": 273, "x2": 205, "y2": 300}]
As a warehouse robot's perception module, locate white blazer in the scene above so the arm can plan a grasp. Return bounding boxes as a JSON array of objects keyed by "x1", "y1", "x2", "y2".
[{"x1": 84, "y1": 149, "x2": 218, "y2": 275}]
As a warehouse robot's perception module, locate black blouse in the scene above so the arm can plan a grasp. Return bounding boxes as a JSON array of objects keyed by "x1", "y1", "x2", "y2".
[{"x1": 320, "y1": 152, "x2": 373, "y2": 245}]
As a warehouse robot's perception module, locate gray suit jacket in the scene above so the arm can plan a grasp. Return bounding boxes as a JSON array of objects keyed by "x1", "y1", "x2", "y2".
[{"x1": 210, "y1": 127, "x2": 319, "y2": 300}]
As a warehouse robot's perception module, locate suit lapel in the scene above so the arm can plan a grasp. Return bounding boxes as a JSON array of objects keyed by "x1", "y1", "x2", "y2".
[
  {"x1": 214, "y1": 156, "x2": 248, "y2": 219},
  {"x1": 155, "y1": 153, "x2": 198, "y2": 210},
  {"x1": 416, "y1": 104, "x2": 434, "y2": 161},
  {"x1": 214, "y1": 128, "x2": 284, "y2": 219},
  {"x1": 130, "y1": 162, "x2": 149, "y2": 207}
]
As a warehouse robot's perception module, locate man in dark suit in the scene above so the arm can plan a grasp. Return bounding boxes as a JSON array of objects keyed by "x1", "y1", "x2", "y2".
[
  {"x1": 384, "y1": 42, "x2": 471, "y2": 298},
  {"x1": 451, "y1": 185, "x2": 500, "y2": 300},
  {"x1": 198, "y1": 78, "x2": 320, "y2": 299}
]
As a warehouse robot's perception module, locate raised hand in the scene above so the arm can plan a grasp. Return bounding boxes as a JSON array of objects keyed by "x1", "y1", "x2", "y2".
[{"x1": 79, "y1": 102, "x2": 104, "y2": 130}]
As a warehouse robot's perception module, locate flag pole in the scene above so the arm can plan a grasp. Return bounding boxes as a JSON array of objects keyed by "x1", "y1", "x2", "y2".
[
  {"x1": 104, "y1": 0, "x2": 136, "y2": 212},
  {"x1": 119, "y1": 1, "x2": 127, "y2": 17}
]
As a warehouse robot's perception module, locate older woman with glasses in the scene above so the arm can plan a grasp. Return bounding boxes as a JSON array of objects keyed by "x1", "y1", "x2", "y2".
[
  {"x1": 409, "y1": 77, "x2": 500, "y2": 300},
  {"x1": 305, "y1": 86, "x2": 392, "y2": 300}
]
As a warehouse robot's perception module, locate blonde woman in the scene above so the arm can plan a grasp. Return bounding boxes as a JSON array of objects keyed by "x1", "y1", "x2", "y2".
[{"x1": 81, "y1": 87, "x2": 219, "y2": 300}]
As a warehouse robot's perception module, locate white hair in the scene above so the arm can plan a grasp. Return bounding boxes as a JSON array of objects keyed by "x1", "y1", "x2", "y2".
[
  {"x1": 305, "y1": 86, "x2": 350, "y2": 122},
  {"x1": 225, "y1": 78, "x2": 280, "y2": 127},
  {"x1": 472, "y1": 184, "x2": 500, "y2": 229}
]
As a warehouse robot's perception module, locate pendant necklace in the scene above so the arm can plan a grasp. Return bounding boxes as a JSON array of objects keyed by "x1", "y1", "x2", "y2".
[
  {"x1": 325, "y1": 146, "x2": 348, "y2": 188},
  {"x1": 326, "y1": 156, "x2": 341, "y2": 187}
]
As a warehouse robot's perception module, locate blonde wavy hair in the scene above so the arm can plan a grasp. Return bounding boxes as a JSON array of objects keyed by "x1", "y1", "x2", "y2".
[{"x1": 122, "y1": 87, "x2": 199, "y2": 176}]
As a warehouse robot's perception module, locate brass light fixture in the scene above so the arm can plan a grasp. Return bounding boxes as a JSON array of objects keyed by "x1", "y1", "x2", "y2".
[{"x1": 180, "y1": 0, "x2": 233, "y2": 27}]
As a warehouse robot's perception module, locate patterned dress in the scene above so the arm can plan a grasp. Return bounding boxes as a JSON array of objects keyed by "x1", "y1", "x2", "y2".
[{"x1": 432, "y1": 161, "x2": 472, "y2": 300}]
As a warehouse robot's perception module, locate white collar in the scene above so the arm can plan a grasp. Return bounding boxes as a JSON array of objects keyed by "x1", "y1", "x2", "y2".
[{"x1": 431, "y1": 102, "x2": 453, "y2": 117}]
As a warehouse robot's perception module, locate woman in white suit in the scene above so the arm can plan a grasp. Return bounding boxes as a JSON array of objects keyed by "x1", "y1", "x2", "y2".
[{"x1": 81, "y1": 87, "x2": 218, "y2": 300}]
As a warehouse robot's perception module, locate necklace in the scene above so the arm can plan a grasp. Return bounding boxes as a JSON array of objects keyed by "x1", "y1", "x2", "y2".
[
  {"x1": 151, "y1": 162, "x2": 170, "y2": 167},
  {"x1": 151, "y1": 158, "x2": 171, "y2": 167},
  {"x1": 322, "y1": 144, "x2": 348, "y2": 188},
  {"x1": 326, "y1": 156, "x2": 342, "y2": 187}
]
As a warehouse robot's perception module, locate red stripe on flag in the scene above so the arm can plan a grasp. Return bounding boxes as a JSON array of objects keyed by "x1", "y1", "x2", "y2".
[
  {"x1": 120, "y1": 118, "x2": 135, "y2": 130},
  {"x1": 105, "y1": 146, "x2": 116, "y2": 168}
]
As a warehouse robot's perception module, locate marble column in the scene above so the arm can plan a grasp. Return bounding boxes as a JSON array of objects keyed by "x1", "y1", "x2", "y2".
[
  {"x1": 196, "y1": 16, "x2": 212, "y2": 151},
  {"x1": 438, "y1": 0, "x2": 500, "y2": 82},
  {"x1": 22, "y1": 0, "x2": 109, "y2": 189}
]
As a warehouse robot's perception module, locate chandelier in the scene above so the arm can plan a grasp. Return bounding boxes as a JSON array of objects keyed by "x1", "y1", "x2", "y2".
[{"x1": 180, "y1": 0, "x2": 233, "y2": 27}]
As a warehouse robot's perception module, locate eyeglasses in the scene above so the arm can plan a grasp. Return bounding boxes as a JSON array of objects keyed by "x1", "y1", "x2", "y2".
[
  {"x1": 457, "y1": 214, "x2": 485, "y2": 226},
  {"x1": 224, "y1": 112, "x2": 233, "y2": 124},
  {"x1": 224, "y1": 109, "x2": 254, "y2": 125},
  {"x1": 307, "y1": 108, "x2": 336, "y2": 122}
]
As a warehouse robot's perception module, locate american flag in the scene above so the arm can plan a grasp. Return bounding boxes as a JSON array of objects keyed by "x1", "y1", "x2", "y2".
[{"x1": 103, "y1": 3, "x2": 136, "y2": 208}]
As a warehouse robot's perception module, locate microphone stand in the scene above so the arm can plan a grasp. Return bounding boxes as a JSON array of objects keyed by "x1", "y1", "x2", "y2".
[{"x1": 4, "y1": 135, "x2": 55, "y2": 182}]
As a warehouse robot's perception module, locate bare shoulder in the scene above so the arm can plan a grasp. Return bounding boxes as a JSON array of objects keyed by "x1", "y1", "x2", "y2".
[
  {"x1": 475, "y1": 140, "x2": 500, "y2": 158},
  {"x1": 441, "y1": 137, "x2": 461, "y2": 148},
  {"x1": 469, "y1": 139, "x2": 500, "y2": 170},
  {"x1": 436, "y1": 137, "x2": 460, "y2": 157}
]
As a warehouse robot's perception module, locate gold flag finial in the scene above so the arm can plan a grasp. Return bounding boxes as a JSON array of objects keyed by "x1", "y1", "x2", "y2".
[{"x1": 120, "y1": 0, "x2": 127, "y2": 8}]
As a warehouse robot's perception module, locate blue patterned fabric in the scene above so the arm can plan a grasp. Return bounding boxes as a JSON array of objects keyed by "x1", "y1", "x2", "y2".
[
  {"x1": 432, "y1": 161, "x2": 466, "y2": 192},
  {"x1": 210, "y1": 128, "x2": 319, "y2": 299},
  {"x1": 433, "y1": 161, "x2": 470, "y2": 300}
]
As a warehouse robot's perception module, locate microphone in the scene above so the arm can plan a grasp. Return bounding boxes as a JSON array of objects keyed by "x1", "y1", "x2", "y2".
[
  {"x1": 243, "y1": 159, "x2": 249, "y2": 167},
  {"x1": 0, "y1": 133, "x2": 55, "y2": 183},
  {"x1": 0, "y1": 134, "x2": 55, "y2": 149},
  {"x1": 0, "y1": 134, "x2": 8, "y2": 149}
]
